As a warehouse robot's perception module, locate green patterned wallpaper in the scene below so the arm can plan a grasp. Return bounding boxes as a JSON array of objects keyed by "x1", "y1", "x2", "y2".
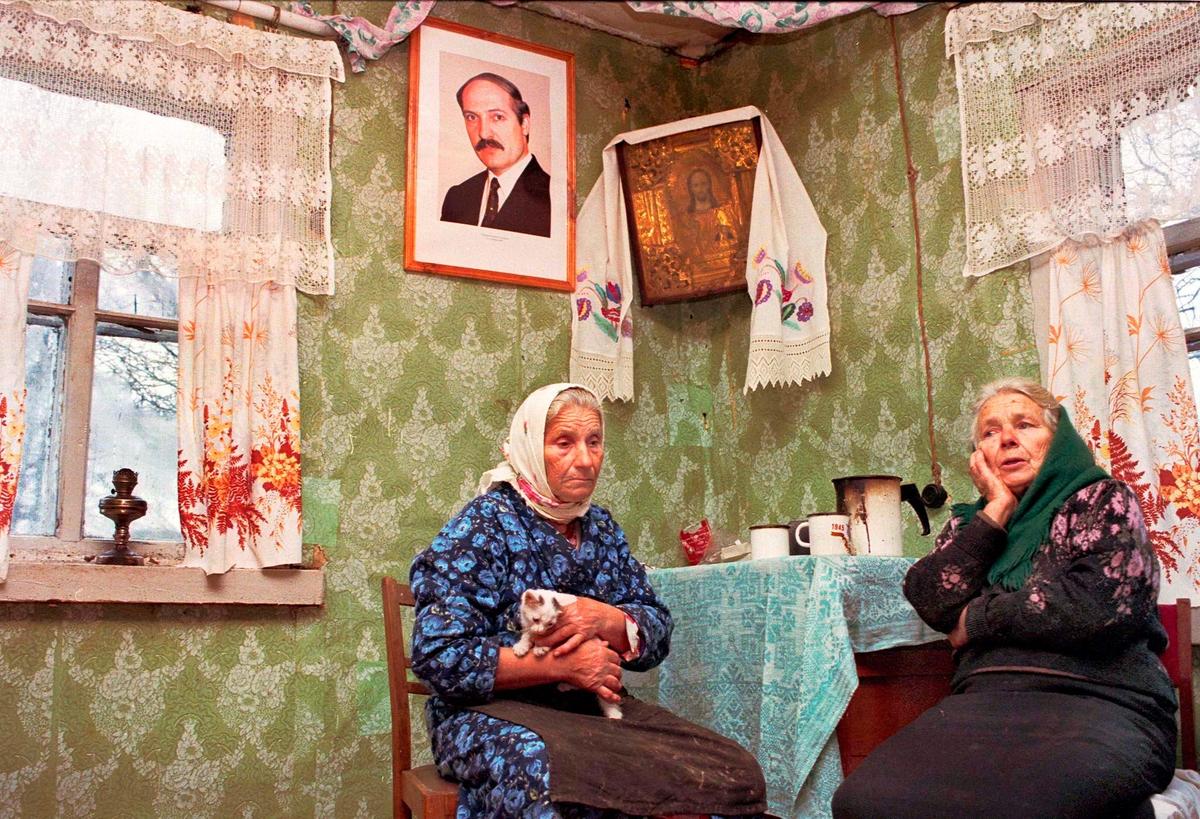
[
  {"x1": 686, "y1": 8, "x2": 1038, "y2": 549},
  {"x1": 0, "y1": 4, "x2": 1037, "y2": 816}
]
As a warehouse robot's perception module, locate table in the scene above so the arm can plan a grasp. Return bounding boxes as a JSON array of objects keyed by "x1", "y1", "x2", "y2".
[{"x1": 624, "y1": 555, "x2": 942, "y2": 819}]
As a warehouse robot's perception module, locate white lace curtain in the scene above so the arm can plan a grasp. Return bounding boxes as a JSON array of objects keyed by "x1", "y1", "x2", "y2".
[
  {"x1": 0, "y1": 0, "x2": 342, "y2": 292},
  {"x1": 947, "y1": 2, "x2": 1200, "y2": 277}
]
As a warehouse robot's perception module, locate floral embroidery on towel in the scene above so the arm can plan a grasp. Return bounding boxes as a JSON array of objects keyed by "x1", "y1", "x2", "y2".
[
  {"x1": 754, "y1": 248, "x2": 815, "y2": 327},
  {"x1": 580, "y1": 281, "x2": 623, "y2": 343}
]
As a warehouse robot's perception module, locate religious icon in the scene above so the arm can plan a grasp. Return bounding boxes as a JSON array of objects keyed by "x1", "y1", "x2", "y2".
[{"x1": 616, "y1": 118, "x2": 761, "y2": 305}]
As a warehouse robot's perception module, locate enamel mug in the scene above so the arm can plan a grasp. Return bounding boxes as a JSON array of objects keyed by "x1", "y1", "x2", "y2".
[
  {"x1": 748, "y1": 524, "x2": 790, "y2": 560},
  {"x1": 802, "y1": 513, "x2": 853, "y2": 556}
]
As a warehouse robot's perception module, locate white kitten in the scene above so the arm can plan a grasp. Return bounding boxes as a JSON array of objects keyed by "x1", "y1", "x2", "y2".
[
  {"x1": 513, "y1": 588, "x2": 623, "y2": 720},
  {"x1": 513, "y1": 588, "x2": 577, "y2": 657}
]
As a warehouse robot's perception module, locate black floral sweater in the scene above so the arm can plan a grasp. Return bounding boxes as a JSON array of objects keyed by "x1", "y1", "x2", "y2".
[{"x1": 904, "y1": 479, "x2": 1175, "y2": 706}]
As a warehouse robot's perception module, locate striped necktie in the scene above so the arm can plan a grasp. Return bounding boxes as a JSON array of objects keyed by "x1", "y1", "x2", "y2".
[{"x1": 482, "y1": 177, "x2": 500, "y2": 227}]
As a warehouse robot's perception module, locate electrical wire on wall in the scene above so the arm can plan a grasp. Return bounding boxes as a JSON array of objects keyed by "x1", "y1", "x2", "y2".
[{"x1": 890, "y1": 17, "x2": 948, "y2": 509}]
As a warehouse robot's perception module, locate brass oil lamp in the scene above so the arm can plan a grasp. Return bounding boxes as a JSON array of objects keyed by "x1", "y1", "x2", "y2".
[{"x1": 96, "y1": 468, "x2": 147, "y2": 566}]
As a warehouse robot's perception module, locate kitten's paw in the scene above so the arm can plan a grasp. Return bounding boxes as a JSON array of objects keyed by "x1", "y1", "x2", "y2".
[
  {"x1": 599, "y1": 700, "x2": 623, "y2": 720},
  {"x1": 533, "y1": 646, "x2": 549, "y2": 657},
  {"x1": 512, "y1": 638, "x2": 530, "y2": 658}
]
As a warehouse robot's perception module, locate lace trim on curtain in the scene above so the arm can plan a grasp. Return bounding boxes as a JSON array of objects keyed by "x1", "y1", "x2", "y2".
[
  {"x1": 944, "y1": 2, "x2": 1083, "y2": 58},
  {"x1": 948, "y1": 2, "x2": 1200, "y2": 277},
  {"x1": 0, "y1": 202, "x2": 333, "y2": 288},
  {"x1": 1, "y1": 0, "x2": 344, "y2": 81},
  {"x1": 0, "y1": 0, "x2": 338, "y2": 293}
]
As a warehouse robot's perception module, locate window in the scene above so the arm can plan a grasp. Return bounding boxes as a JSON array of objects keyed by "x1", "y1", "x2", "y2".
[
  {"x1": 1165, "y1": 221, "x2": 1200, "y2": 394},
  {"x1": 1121, "y1": 89, "x2": 1200, "y2": 229},
  {"x1": 0, "y1": 1, "x2": 333, "y2": 603},
  {"x1": 1, "y1": 73, "x2": 222, "y2": 562},
  {"x1": 13, "y1": 259, "x2": 183, "y2": 560}
]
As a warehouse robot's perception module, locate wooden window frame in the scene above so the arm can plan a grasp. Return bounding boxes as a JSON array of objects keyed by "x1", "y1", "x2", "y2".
[
  {"x1": 1167, "y1": 219, "x2": 1200, "y2": 352},
  {"x1": 10, "y1": 258, "x2": 182, "y2": 564}
]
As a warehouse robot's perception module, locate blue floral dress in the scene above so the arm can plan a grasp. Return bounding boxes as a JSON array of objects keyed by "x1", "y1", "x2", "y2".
[{"x1": 410, "y1": 483, "x2": 673, "y2": 818}]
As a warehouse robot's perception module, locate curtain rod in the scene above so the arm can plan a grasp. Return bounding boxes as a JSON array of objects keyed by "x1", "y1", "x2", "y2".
[{"x1": 200, "y1": 0, "x2": 337, "y2": 37}]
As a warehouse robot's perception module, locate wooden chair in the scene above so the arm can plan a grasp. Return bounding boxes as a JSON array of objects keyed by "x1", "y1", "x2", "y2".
[
  {"x1": 382, "y1": 576, "x2": 459, "y2": 819},
  {"x1": 836, "y1": 599, "x2": 1196, "y2": 774},
  {"x1": 1157, "y1": 598, "x2": 1196, "y2": 770}
]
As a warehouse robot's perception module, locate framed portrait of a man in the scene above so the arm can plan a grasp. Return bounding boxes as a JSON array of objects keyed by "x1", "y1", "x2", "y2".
[{"x1": 405, "y1": 18, "x2": 575, "y2": 291}]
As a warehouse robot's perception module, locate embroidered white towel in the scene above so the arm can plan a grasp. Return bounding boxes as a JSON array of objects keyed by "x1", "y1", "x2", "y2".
[{"x1": 569, "y1": 106, "x2": 829, "y2": 400}]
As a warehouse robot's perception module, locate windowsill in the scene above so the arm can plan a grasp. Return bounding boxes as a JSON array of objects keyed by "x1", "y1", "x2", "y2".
[{"x1": 0, "y1": 560, "x2": 325, "y2": 605}]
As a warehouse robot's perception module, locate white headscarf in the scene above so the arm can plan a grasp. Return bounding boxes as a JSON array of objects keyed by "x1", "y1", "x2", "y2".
[{"x1": 478, "y1": 382, "x2": 604, "y2": 523}]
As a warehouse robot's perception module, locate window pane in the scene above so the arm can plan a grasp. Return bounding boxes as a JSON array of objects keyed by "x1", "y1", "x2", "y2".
[
  {"x1": 0, "y1": 77, "x2": 226, "y2": 232},
  {"x1": 98, "y1": 268, "x2": 178, "y2": 319},
  {"x1": 28, "y1": 257, "x2": 72, "y2": 304},
  {"x1": 1121, "y1": 90, "x2": 1200, "y2": 225},
  {"x1": 84, "y1": 325, "x2": 181, "y2": 542},
  {"x1": 1189, "y1": 349, "x2": 1200, "y2": 395},
  {"x1": 13, "y1": 318, "x2": 65, "y2": 536},
  {"x1": 1173, "y1": 265, "x2": 1200, "y2": 330}
]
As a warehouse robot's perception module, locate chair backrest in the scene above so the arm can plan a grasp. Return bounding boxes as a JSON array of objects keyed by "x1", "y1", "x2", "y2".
[
  {"x1": 1158, "y1": 598, "x2": 1196, "y2": 770},
  {"x1": 382, "y1": 577, "x2": 432, "y2": 814}
]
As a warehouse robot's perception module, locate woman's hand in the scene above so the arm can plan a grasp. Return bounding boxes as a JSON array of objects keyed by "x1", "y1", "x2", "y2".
[
  {"x1": 948, "y1": 605, "x2": 970, "y2": 649},
  {"x1": 558, "y1": 638, "x2": 623, "y2": 703},
  {"x1": 969, "y1": 449, "x2": 1018, "y2": 527},
  {"x1": 534, "y1": 596, "x2": 629, "y2": 657}
]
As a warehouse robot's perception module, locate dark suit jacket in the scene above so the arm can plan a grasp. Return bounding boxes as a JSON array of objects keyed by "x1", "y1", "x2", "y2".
[{"x1": 440, "y1": 154, "x2": 551, "y2": 238}]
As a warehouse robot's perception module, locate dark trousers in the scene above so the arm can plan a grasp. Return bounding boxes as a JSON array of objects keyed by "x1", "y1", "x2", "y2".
[{"x1": 832, "y1": 672, "x2": 1176, "y2": 819}]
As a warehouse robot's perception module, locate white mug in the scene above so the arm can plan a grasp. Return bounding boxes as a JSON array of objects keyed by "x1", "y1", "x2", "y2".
[
  {"x1": 803, "y1": 513, "x2": 852, "y2": 556},
  {"x1": 749, "y1": 524, "x2": 790, "y2": 560}
]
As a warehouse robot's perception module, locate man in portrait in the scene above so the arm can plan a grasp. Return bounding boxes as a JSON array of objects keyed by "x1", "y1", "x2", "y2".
[
  {"x1": 680, "y1": 167, "x2": 737, "y2": 254},
  {"x1": 440, "y1": 72, "x2": 551, "y2": 237}
]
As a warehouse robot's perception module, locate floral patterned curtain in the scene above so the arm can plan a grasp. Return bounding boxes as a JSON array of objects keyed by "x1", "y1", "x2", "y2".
[
  {"x1": 1032, "y1": 220, "x2": 1200, "y2": 600},
  {"x1": 290, "y1": 0, "x2": 434, "y2": 73},
  {"x1": 290, "y1": 1, "x2": 922, "y2": 73},
  {"x1": 178, "y1": 281, "x2": 302, "y2": 575},
  {"x1": 624, "y1": 1, "x2": 923, "y2": 32},
  {"x1": 0, "y1": 243, "x2": 31, "y2": 582}
]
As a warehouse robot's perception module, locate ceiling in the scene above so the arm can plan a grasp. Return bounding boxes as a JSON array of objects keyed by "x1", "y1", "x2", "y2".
[{"x1": 523, "y1": 1, "x2": 737, "y2": 60}]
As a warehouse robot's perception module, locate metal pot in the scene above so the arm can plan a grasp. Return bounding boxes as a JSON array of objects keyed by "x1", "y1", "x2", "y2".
[{"x1": 832, "y1": 475, "x2": 930, "y2": 556}]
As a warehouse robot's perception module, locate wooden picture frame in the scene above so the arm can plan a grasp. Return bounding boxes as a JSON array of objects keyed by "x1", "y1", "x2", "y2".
[
  {"x1": 617, "y1": 117, "x2": 762, "y2": 306},
  {"x1": 404, "y1": 18, "x2": 575, "y2": 291}
]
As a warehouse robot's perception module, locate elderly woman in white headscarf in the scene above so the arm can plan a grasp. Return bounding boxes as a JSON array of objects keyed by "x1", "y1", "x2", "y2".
[{"x1": 410, "y1": 383, "x2": 766, "y2": 819}]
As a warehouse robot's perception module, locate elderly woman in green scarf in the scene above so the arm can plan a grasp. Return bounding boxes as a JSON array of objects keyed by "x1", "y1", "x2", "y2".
[{"x1": 833, "y1": 377, "x2": 1177, "y2": 819}]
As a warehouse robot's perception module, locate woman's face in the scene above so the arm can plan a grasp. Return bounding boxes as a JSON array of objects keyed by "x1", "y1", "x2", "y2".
[
  {"x1": 543, "y1": 405, "x2": 604, "y2": 503},
  {"x1": 975, "y1": 392, "x2": 1054, "y2": 497}
]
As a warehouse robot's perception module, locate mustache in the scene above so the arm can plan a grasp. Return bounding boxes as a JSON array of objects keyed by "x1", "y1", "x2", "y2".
[{"x1": 474, "y1": 138, "x2": 505, "y2": 151}]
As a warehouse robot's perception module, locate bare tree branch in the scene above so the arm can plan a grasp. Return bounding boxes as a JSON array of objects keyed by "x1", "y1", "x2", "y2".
[{"x1": 94, "y1": 337, "x2": 177, "y2": 415}]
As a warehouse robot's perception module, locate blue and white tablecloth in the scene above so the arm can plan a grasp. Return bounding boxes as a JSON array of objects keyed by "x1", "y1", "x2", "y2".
[{"x1": 624, "y1": 555, "x2": 942, "y2": 818}]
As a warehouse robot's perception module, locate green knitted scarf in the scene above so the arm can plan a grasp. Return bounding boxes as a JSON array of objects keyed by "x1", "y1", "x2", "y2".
[{"x1": 951, "y1": 407, "x2": 1109, "y2": 591}]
